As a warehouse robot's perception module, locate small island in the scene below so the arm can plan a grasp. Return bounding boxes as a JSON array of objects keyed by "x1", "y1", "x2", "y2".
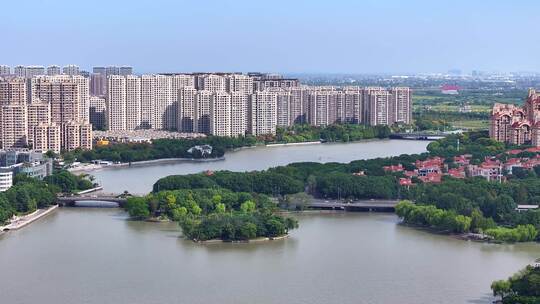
[
  {"x1": 124, "y1": 188, "x2": 298, "y2": 242},
  {"x1": 491, "y1": 264, "x2": 540, "y2": 303}
]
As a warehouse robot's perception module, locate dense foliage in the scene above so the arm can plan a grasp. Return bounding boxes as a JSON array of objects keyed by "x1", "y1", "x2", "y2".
[
  {"x1": 43, "y1": 170, "x2": 95, "y2": 193},
  {"x1": 426, "y1": 131, "x2": 507, "y2": 161},
  {"x1": 150, "y1": 131, "x2": 540, "y2": 242},
  {"x1": 153, "y1": 171, "x2": 305, "y2": 196},
  {"x1": 275, "y1": 124, "x2": 391, "y2": 143},
  {"x1": 154, "y1": 166, "x2": 400, "y2": 199},
  {"x1": 124, "y1": 188, "x2": 298, "y2": 241},
  {"x1": 64, "y1": 124, "x2": 392, "y2": 164},
  {"x1": 492, "y1": 266, "x2": 540, "y2": 303},
  {"x1": 395, "y1": 200, "x2": 494, "y2": 233},
  {"x1": 64, "y1": 136, "x2": 259, "y2": 163},
  {"x1": 0, "y1": 170, "x2": 92, "y2": 225}
]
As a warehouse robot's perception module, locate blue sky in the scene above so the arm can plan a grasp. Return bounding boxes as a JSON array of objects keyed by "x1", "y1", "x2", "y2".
[{"x1": 2, "y1": 0, "x2": 539, "y2": 74}]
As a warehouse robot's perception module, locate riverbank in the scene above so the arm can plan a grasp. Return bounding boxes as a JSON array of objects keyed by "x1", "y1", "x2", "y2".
[
  {"x1": 69, "y1": 156, "x2": 226, "y2": 173},
  {"x1": 195, "y1": 234, "x2": 290, "y2": 244},
  {"x1": 397, "y1": 222, "x2": 527, "y2": 244},
  {"x1": 0, "y1": 205, "x2": 58, "y2": 233},
  {"x1": 265, "y1": 141, "x2": 322, "y2": 147},
  {"x1": 72, "y1": 138, "x2": 398, "y2": 175}
]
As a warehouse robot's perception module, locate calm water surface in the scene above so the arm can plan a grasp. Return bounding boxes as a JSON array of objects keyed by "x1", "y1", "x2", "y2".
[
  {"x1": 1, "y1": 140, "x2": 537, "y2": 303},
  {"x1": 0, "y1": 209, "x2": 537, "y2": 304},
  {"x1": 92, "y1": 140, "x2": 430, "y2": 193}
]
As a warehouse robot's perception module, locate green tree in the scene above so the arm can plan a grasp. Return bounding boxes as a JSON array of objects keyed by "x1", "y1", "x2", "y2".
[
  {"x1": 240, "y1": 200, "x2": 256, "y2": 213},
  {"x1": 239, "y1": 222, "x2": 257, "y2": 239},
  {"x1": 491, "y1": 280, "x2": 512, "y2": 298},
  {"x1": 215, "y1": 203, "x2": 226, "y2": 213},
  {"x1": 125, "y1": 197, "x2": 150, "y2": 219}
]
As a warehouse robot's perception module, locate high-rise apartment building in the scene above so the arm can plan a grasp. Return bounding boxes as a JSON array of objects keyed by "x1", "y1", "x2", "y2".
[
  {"x1": 89, "y1": 96, "x2": 106, "y2": 130},
  {"x1": 361, "y1": 87, "x2": 411, "y2": 126},
  {"x1": 0, "y1": 65, "x2": 11, "y2": 76},
  {"x1": 227, "y1": 74, "x2": 254, "y2": 94},
  {"x1": 210, "y1": 92, "x2": 232, "y2": 137},
  {"x1": 178, "y1": 87, "x2": 196, "y2": 133},
  {"x1": 33, "y1": 122, "x2": 50, "y2": 152},
  {"x1": 0, "y1": 104, "x2": 27, "y2": 149},
  {"x1": 140, "y1": 75, "x2": 155, "y2": 129},
  {"x1": 343, "y1": 87, "x2": 362, "y2": 124},
  {"x1": 200, "y1": 74, "x2": 227, "y2": 92},
  {"x1": 30, "y1": 76, "x2": 92, "y2": 150},
  {"x1": 289, "y1": 87, "x2": 307, "y2": 124},
  {"x1": 125, "y1": 75, "x2": 141, "y2": 130},
  {"x1": 14, "y1": 66, "x2": 26, "y2": 78},
  {"x1": 0, "y1": 77, "x2": 27, "y2": 105},
  {"x1": 390, "y1": 87, "x2": 412, "y2": 125},
  {"x1": 106, "y1": 66, "x2": 121, "y2": 76},
  {"x1": 27, "y1": 102, "x2": 50, "y2": 148},
  {"x1": 120, "y1": 66, "x2": 133, "y2": 76},
  {"x1": 93, "y1": 67, "x2": 106, "y2": 75},
  {"x1": 79, "y1": 123, "x2": 93, "y2": 150},
  {"x1": 308, "y1": 89, "x2": 339, "y2": 127},
  {"x1": 153, "y1": 75, "x2": 176, "y2": 130},
  {"x1": 363, "y1": 87, "x2": 390, "y2": 126},
  {"x1": 90, "y1": 73, "x2": 106, "y2": 96},
  {"x1": 195, "y1": 90, "x2": 212, "y2": 134},
  {"x1": 62, "y1": 65, "x2": 80, "y2": 76},
  {"x1": 106, "y1": 75, "x2": 127, "y2": 131},
  {"x1": 274, "y1": 89, "x2": 291, "y2": 127},
  {"x1": 62, "y1": 121, "x2": 92, "y2": 151},
  {"x1": 172, "y1": 74, "x2": 195, "y2": 90},
  {"x1": 47, "y1": 65, "x2": 61, "y2": 76},
  {"x1": 72, "y1": 76, "x2": 90, "y2": 123},
  {"x1": 25, "y1": 66, "x2": 46, "y2": 78},
  {"x1": 230, "y1": 92, "x2": 248, "y2": 137},
  {"x1": 249, "y1": 91, "x2": 277, "y2": 136},
  {"x1": 250, "y1": 73, "x2": 299, "y2": 91}
]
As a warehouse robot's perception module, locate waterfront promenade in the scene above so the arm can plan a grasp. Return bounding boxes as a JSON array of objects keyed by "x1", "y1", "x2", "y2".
[{"x1": 0, "y1": 205, "x2": 58, "y2": 232}]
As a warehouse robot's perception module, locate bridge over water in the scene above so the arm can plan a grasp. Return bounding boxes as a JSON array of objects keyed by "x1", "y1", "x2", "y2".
[
  {"x1": 58, "y1": 193, "x2": 402, "y2": 212},
  {"x1": 57, "y1": 194, "x2": 127, "y2": 207},
  {"x1": 308, "y1": 199, "x2": 401, "y2": 212},
  {"x1": 390, "y1": 132, "x2": 449, "y2": 140}
]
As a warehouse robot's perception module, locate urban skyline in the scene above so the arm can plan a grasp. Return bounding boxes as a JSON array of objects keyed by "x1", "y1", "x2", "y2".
[{"x1": 0, "y1": 66, "x2": 412, "y2": 152}]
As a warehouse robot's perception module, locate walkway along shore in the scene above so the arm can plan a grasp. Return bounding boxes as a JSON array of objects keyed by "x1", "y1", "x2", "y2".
[
  {"x1": 69, "y1": 156, "x2": 225, "y2": 173},
  {"x1": 0, "y1": 205, "x2": 59, "y2": 232}
]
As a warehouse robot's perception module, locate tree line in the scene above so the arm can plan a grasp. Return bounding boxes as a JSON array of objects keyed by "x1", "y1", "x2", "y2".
[
  {"x1": 0, "y1": 170, "x2": 94, "y2": 225},
  {"x1": 491, "y1": 266, "x2": 540, "y2": 303},
  {"x1": 396, "y1": 201, "x2": 538, "y2": 242},
  {"x1": 124, "y1": 188, "x2": 298, "y2": 241},
  {"x1": 63, "y1": 124, "x2": 393, "y2": 164},
  {"x1": 151, "y1": 131, "x2": 540, "y2": 242}
]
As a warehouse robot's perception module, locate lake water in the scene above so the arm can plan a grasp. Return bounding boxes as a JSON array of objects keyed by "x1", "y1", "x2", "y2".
[
  {"x1": 92, "y1": 140, "x2": 430, "y2": 194},
  {"x1": 0, "y1": 209, "x2": 536, "y2": 304},
  {"x1": 1, "y1": 139, "x2": 536, "y2": 304}
]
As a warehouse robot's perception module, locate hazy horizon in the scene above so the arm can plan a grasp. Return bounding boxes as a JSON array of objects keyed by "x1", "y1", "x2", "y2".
[{"x1": 3, "y1": 0, "x2": 540, "y2": 74}]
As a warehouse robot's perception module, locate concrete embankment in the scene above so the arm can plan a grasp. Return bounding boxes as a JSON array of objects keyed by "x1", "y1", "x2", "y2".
[
  {"x1": 69, "y1": 157, "x2": 225, "y2": 173},
  {"x1": 1, "y1": 205, "x2": 58, "y2": 232},
  {"x1": 265, "y1": 141, "x2": 322, "y2": 147},
  {"x1": 76, "y1": 186, "x2": 103, "y2": 195}
]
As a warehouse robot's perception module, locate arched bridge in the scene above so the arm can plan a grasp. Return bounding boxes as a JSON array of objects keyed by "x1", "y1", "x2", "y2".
[
  {"x1": 308, "y1": 199, "x2": 401, "y2": 212},
  {"x1": 390, "y1": 132, "x2": 449, "y2": 140},
  {"x1": 57, "y1": 194, "x2": 127, "y2": 207}
]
